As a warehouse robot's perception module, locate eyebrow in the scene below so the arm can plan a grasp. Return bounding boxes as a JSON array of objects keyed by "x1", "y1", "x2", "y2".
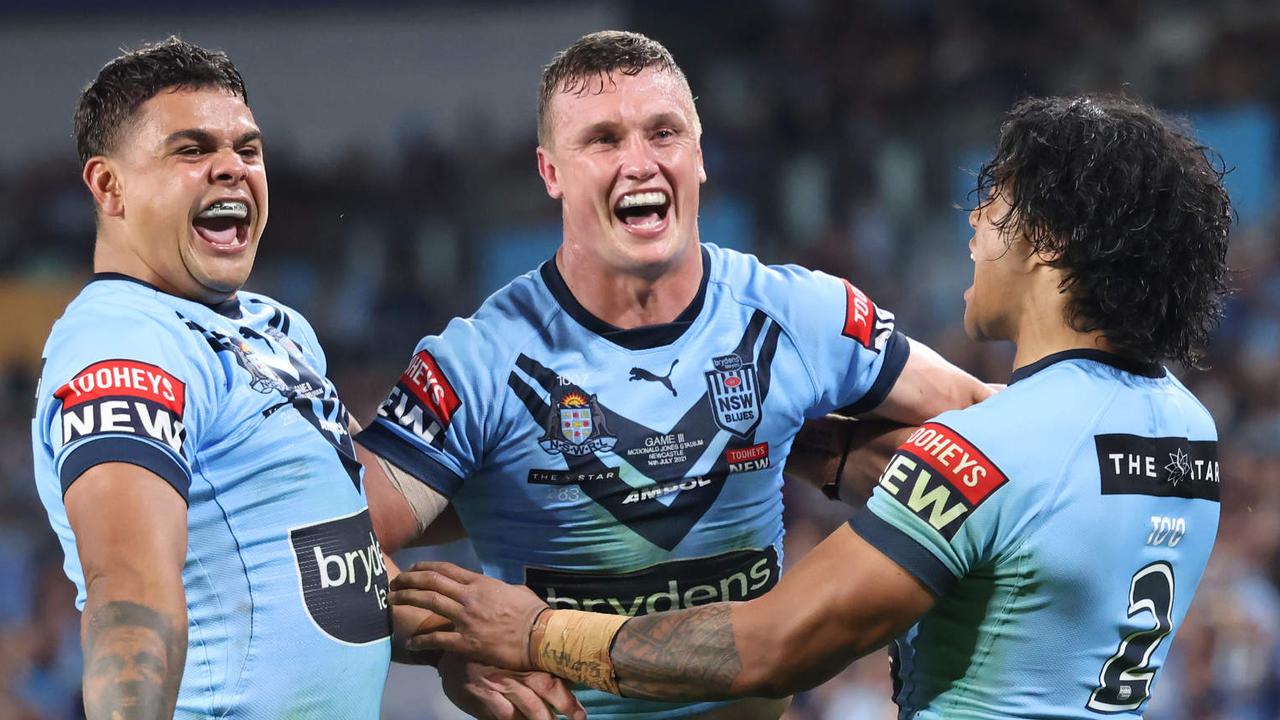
[{"x1": 163, "y1": 129, "x2": 263, "y2": 146}]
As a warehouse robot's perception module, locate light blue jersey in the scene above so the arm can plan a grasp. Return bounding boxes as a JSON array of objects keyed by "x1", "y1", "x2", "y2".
[
  {"x1": 852, "y1": 350, "x2": 1220, "y2": 719},
  {"x1": 32, "y1": 275, "x2": 390, "y2": 719},
  {"x1": 358, "y1": 244, "x2": 908, "y2": 719}
]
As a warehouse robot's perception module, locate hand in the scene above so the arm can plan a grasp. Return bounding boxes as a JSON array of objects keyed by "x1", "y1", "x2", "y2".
[
  {"x1": 389, "y1": 561, "x2": 548, "y2": 672},
  {"x1": 438, "y1": 653, "x2": 586, "y2": 720}
]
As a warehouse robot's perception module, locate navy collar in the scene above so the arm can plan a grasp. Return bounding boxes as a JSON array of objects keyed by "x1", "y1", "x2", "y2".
[
  {"x1": 90, "y1": 272, "x2": 243, "y2": 319},
  {"x1": 1009, "y1": 348, "x2": 1165, "y2": 384},
  {"x1": 539, "y1": 246, "x2": 710, "y2": 351}
]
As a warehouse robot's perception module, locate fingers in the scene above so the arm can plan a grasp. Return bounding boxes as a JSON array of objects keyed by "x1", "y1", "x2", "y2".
[
  {"x1": 389, "y1": 588, "x2": 465, "y2": 621},
  {"x1": 523, "y1": 673, "x2": 586, "y2": 720},
  {"x1": 403, "y1": 560, "x2": 480, "y2": 584},
  {"x1": 407, "y1": 629, "x2": 467, "y2": 654},
  {"x1": 498, "y1": 681, "x2": 555, "y2": 720}
]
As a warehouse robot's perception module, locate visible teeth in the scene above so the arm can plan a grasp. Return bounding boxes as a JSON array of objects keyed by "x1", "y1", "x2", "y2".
[
  {"x1": 617, "y1": 191, "x2": 668, "y2": 209},
  {"x1": 198, "y1": 201, "x2": 248, "y2": 220}
]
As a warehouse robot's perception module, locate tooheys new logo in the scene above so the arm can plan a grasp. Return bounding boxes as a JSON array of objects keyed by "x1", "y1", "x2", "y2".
[
  {"x1": 841, "y1": 279, "x2": 894, "y2": 352},
  {"x1": 878, "y1": 423, "x2": 1008, "y2": 540},
  {"x1": 55, "y1": 360, "x2": 187, "y2": 456},
  {"x1": 377, "y1": 350, "x2": 461, "y2": 450},
  {"x1": 289, "y1": 509, "x2": 391, "y2": 645},
  {"x1": 525, "y1": 547, "x2": 779, "y2": 616}
]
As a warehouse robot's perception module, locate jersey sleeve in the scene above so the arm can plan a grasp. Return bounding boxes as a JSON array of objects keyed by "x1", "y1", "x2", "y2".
[
  {"x1": 766, "y1": 263, "x2": 909, "y2": 417},
  {"x1": 848, "y1": 417, "x2": 1016, "y2": 596},
  {"x1": 35, "y1": 307, "x2": 218, "y2": 503},
  {"x1": 354, "y1": 319, "x2": 496, "y2": 498}
]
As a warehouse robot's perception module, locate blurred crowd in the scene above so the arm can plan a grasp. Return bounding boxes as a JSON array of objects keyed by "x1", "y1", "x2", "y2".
[{"x1": 3, "y1": 1, "x2": 1280, "y2": 718}]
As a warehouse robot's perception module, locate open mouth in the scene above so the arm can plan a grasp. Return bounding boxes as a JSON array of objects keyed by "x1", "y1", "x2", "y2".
[
  {"x1": 613, "y1": 190, "x2": 671, "y2": 231},
  {"x1": 193, "y1": 200, "x2": 250, "y2": 250}
]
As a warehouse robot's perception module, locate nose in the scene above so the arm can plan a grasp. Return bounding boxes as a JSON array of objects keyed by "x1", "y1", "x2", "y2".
[
  {"x1": 209, "y1": 148, "x2": 249, "y2": 185},
  {"x1": 620, "y1": 134, "x2": 658, "y2": 181}
]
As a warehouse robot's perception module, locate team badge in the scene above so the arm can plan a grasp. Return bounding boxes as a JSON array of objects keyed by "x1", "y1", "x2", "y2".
[
  {"x1": 540, "y1": 391, "x2": 617, "y2": 456},
  {"x1": 705, "y1": 354, "x2": 761, "y2": 438}
]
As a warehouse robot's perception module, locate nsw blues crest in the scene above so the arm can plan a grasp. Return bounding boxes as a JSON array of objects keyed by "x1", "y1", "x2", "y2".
[
  {"x1": 705, "y1": 354, "x2": 762, "y2": 437},
  {"x1": 540, "y1": 391, "x2": 617, "y2": 456}
]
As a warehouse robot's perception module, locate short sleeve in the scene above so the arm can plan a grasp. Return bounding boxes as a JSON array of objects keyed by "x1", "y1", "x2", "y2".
[
  {"x1": 849, "y1": 420, "x2": 1013, "y2": 596},
  {"x1": 36, "y1": 308, "x2": 217, "y2": 503},
  {"x1": 760, "y1": 263, "x2": 908, "y2": 417},
  {"x1": 355, "y1": 320, "x2": 493, "y2": 498}
]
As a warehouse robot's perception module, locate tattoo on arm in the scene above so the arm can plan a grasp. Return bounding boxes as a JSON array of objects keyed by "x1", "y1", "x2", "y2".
[
  {"x1": 611, "y1": 604, "x2": 742, "y2": 701},
  {"x1": 83, "y1": 600, "x2": 185, "y2": 720}
]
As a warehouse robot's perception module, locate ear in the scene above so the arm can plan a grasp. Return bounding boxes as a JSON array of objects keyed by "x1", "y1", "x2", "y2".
[
  {"x1": 696, "y1": 140, "x2": 707, "y2": 184},
  {"x1": 83, "y1": 157, "x2": 124, "y2": 218},
  {"x1": 536, "y1": 146, "x2": 563, "y2": 200}
]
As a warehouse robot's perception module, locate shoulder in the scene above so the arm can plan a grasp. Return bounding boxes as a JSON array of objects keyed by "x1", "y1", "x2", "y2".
[
  {"x1": 237, "y1": 291, "x2": 323, "y2": 354},
  {"x1": 437, "y1": 265, "x2": 557, "y2": 358},
  {"x1": 44, "y1": 286, "x2": 202, "y2": 370}
]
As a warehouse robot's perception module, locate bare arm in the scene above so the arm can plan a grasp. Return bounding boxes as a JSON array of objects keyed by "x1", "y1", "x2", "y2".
[
  {"x1": 867, "y1": 338, "x2": 992, "y2": 425},
  {"x1": 393, "y1": 524, "x2": 936, "y2": 702},
  {"x1": 611, "y1": 523, "x2": 933, "y2": 699},
  {"x1": 66, "y1": 463, "x2": 188, "y2": 720},
  {"x1": 785, "y1": 416, "x2": 915, "y2": 504}
]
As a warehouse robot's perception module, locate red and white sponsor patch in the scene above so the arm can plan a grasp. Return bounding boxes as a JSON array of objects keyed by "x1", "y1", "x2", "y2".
[
  {"x1": 55, "y1": 360, "x2": 185, "y2": 416},
  {"x1": 841, "y1": 279, "x2": 878, "y2": 349},
  {"x1": 725, "y1": 442, "x2": 770, "y2": 473},
  {"x1": 53, "y1": 360, "x2": 188, "y2": 455},
  {"x1": 398, "y1": 350, "x2": 461, "y2": 426},
  {"x1": 898, "y1": 423, "x2": 1007, "y2": 504}
]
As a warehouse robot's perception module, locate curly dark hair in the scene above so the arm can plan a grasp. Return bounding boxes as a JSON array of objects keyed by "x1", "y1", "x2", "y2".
[
  {"x1": 975, "y1": 95, "x2": 1232, "y2": 368},
  {"x1": 74, "y1": 36, "x2": 246, "y2": 164},
  {"x1": 537, "y1": 30, "x2": 696, "y2": 146}
]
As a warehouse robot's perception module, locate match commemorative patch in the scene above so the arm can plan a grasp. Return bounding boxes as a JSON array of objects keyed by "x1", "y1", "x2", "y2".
[
  {"x1": 841, "y1": 279, "x2": 894, "y2": 352},
  {"x1": 54, "y1": 360, "x2": 187, "y2": 457},
  {"x1": 875, "y1": 423, "x2": 1007, "y2": 540},
  {"x1": 375, "y1": 350, "x2": 461, "y2": 450}
]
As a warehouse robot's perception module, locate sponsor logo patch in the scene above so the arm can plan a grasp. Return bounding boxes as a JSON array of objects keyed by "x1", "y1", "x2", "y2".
[
  {"x1": 525, "y1": 547, "x2": 779, "y2": 616},
  {"x1": 55, "y1": 360, "x2": 187, "y2": 456},
  {"x1": 289, "y1": 509, "x2": 391, "y2": 645},
  {"x1": 376, "y1": 350, "x2": 461, "y2": 450},
  {"x1": 725, "y1": 442, "x2": 770, "y2": 473},
  {"x1": 527, "y1": 467, "x2": 621, "y2": 485},
  {"x1": 1095, "y1": 434, "x2": 1219, "y2": 502},
  {"x1": 877, "y1": 423, "x2": 1008, "y2": 539},
  {"x1": 705, "y1": 354, "x2": 762, "y2": 437},
  {"x1": 622, "y1": 476, "x2": 714, "y2": 505},
  {"x1": 841, "y1": 279, "x2": 894, "y2": 351}
]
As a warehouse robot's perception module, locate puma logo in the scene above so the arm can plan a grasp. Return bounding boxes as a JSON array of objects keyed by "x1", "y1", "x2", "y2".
[{"x1": 629, "y1": 359, "x2": 678, "y2": 397}]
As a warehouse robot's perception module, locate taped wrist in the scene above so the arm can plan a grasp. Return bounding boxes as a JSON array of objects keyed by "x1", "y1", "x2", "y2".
[{"x1": 529, "y1": 609, "x2": 629, "y2": 695}]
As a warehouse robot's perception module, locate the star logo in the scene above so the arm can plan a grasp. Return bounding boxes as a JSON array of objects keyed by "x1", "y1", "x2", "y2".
[{"x1": 1164, "y1": 448, "x2": 1191, "y2": 486}]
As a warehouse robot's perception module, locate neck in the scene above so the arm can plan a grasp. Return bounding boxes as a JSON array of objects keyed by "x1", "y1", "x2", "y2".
[
  {"x1": 555, "y1": 243, "x2": 702, "y2": 329},
  {"x1": 1009, "y1": 274, "x2": 1117, "y2": 370}
]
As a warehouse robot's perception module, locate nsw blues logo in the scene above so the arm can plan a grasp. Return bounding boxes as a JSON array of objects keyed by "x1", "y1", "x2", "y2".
[
  {"x1": 705, "y1": 354, "x2": 761, "y2": 438},
  {"x1": 540, "y1": 391, "x2": 617, "y2": 456}
]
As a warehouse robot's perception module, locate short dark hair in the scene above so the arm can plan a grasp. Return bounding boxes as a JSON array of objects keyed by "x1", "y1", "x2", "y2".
[
  {"x1": 975, "y1": 95, "x2": 1232, "y2": 368},
  {"x1": 74, "y1": 36, "x2": 247, "y2": 164},
  {"x1": 537, "y1": 30, "x2": 695, "y2": 145}
]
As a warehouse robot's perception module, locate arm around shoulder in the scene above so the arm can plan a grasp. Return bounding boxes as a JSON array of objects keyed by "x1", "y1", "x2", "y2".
[{"x1": 866, "y1": 337, "x2": 993, "y2": 425}]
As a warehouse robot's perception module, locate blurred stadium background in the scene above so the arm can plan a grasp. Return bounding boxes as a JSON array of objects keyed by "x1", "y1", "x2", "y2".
[{"x1": 2, "y1": 1, "x2": 1278, "y2": 718}]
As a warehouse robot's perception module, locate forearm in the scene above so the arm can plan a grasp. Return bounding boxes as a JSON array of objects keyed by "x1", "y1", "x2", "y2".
[
  {"x1": 81, "y1": 575, "x2": 187, "y2": 719},
  {"x1": 788, "y1": 416, "x2": 914, "y2": 505},
  {"x1": 610, "y1": 604, "x2": 744, "y2": 701}
]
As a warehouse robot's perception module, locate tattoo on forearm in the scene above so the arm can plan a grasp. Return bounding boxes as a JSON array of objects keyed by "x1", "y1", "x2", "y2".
[
  {"x1": 611, "y1": 604, "x2": 742, "y2": 701},
  {"x1": 83, "y1": 600, "x2": 185, "y2": 720}
]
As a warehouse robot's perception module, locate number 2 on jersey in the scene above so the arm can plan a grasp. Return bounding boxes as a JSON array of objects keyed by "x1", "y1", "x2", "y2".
[{"x1": 1087, "y1": 561, "x2": 1175, "y2": 713}]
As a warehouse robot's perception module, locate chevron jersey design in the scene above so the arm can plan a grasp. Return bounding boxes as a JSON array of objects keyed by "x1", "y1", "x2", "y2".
[
  {"x1": 32, "y1": 275, "x2": 389, "y2": 719},
  {"x1": 357, "y1": 244, "x2": 908, "y2": 719}
]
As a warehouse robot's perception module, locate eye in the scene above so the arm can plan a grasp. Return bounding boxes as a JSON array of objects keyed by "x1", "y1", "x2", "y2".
[
  {"x1": 590, "y1": 134, "x2": 617, "y2": 145},
  {"x1": 177, "y1": 146, "x2": 205, "y2": 157},
  {"x1": 654, "y1": 129, "x2": 676, "y2": 140},
  {"x1": 238, "y1": 146, "x2": 261, "y2": 159}
]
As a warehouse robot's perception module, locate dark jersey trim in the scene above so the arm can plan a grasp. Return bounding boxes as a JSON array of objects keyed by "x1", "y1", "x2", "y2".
[
  {"x1": 1010, "y1": 349, "x2": 1164, "y2": 384},
  {"x1": 355, "y1": 421, "x2": 464, "y2": 497},
  {"x1": 538, "y1": 246, "x2": 711, "y2": 351},
  {"x1": 836, "y1": 330, "x2": 910, "y2": 416},
  {"x1": 89, "y1": 272, "x2": 243, "y2": 319},
  {"x1": 60, "y1": 437, "x2": 191, "y2": 504},
  {"x1": 849, "y1": 509, "x2": 956, "y2": 597}
]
